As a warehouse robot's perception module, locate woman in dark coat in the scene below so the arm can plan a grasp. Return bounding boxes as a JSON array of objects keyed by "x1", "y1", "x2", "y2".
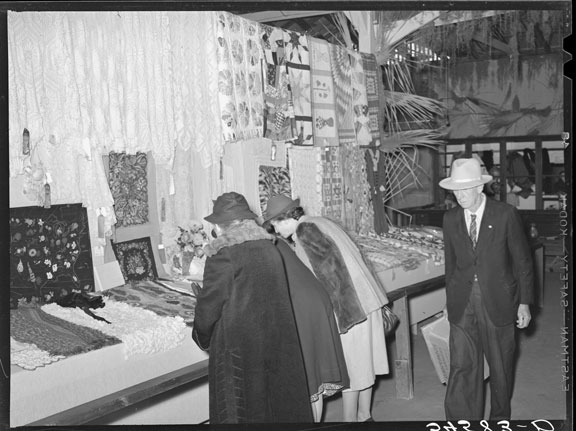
[
  {"x1": 273, "y1": 237, "x2": 350, "y2": 422},
  {"x1": 192, "y1": 192, "x2": 313, "y2": 424}
]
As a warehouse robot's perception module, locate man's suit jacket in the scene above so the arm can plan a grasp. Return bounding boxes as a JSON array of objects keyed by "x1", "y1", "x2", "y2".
[{"x1": 443, "y1": 197, "x2": 534, "y2": 326}]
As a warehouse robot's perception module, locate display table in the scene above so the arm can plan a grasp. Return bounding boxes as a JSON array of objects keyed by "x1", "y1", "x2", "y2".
[{"x1": 375, "y1": 261, "x2": 446, "y2": 400}]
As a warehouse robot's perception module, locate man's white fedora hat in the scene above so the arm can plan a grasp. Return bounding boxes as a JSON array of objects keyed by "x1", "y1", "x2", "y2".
[{"x1": 439, "y1": 158, "x2": 493, "y2": 190}]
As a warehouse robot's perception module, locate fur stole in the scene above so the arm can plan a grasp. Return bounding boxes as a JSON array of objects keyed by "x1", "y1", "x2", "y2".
[
  {"x1": 296, "y1": 221, "x2": 366, "y2": 333},
  {"x1": 204, "y1": 219, "x2": 274, "y2": 257}
]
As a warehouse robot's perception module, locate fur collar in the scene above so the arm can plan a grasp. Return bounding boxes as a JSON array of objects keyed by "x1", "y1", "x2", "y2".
[{"x1": 204, "y1": 219, "x2": 274, "y2": 257}]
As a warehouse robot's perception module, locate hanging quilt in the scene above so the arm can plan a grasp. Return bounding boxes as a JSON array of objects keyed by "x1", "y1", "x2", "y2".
[
  {"x1": 341, "y1": 143, "x2": 375, "y2": 235},
  {"x1": 360, "y1": 52, "x2": 382, "y2": 147},
  {"x1": 309, "y1": 37, "x2": 339, "y2": 147},
  {"x1": 284, "y1": 29, "x2": 313, "y2": 146},
  {"x1": 107, "y1": 152, "x2": 149, "y2": 227},
  {"x1": 215, "y1": 12, "x2": 264, "y2": 142},
  {"x1": 320, "y1": 147, "x2": 344, "y2": 222},
  {"x1": 288, "y1": 146, "x2": 324, "y2": 217},
  {"x1": 330, "y1": 44, "x2": 356, "y2": 145},
  {"x1": 365, "y1": 148, "x2": 389, "y2": 234},
  {"x1": 9, "y1": 203, "x2": 95, "y2": 302},
  {"x1": 259, "y1": 23, "x2": 298, "y2": 142},
  {"x1": 350, "y1": 51, "x2": 372, "y2": 147},
  {"x1": 111, "y1": 237, "x2": 158, "y2": 282}
]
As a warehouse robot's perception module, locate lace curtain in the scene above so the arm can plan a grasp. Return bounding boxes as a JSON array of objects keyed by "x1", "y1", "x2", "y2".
[{"x1": 9, "y1": 11, "x2": 224, "y2": 252}]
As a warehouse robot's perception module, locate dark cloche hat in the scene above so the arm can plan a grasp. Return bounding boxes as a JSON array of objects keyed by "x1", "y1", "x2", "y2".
[{"x1": 204, "y1": 192, "x2": 257, "y2": 224}]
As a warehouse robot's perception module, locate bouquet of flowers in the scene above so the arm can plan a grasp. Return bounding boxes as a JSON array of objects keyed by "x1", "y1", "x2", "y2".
[{"x1": 176, "y1": 221, "x2": 209, "y2": 259}]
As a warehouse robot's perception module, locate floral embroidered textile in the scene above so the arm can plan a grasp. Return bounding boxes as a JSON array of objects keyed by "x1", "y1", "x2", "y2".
[
  {"x1": 215, "y1": 12, "x2": 264, "y2": 142},
  {"x1": 10, "y1": 204, "x2": 95, "y2": 301},
  {"x1": 111, "y1": 237, "x2": 158, "y2": 282},
  {"x1": 259, "y1": 165, "x2": 292, "y2": 215},
  {"x1": 108, "y1": 152, "x2": 149, "y2": 227}
]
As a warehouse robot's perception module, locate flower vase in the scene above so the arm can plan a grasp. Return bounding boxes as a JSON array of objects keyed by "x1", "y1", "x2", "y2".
[{"x1": 181, "y1": 251, "x2": 195, "y2": 276}]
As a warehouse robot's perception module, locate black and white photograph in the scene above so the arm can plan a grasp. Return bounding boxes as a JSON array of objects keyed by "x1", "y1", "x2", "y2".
[{"x1": 1, "y1": 2, "x2": 572, "y2": 430}]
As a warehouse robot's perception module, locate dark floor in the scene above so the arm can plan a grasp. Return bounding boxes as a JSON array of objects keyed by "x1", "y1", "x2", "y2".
[{"x1": 323, "y1": 271, "x2": 569, "y2": 422}]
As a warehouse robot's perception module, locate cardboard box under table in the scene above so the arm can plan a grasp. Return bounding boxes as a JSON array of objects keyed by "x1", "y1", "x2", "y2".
[{"x1": 421, "y1": 314, "x2": 490, "y2": 384}]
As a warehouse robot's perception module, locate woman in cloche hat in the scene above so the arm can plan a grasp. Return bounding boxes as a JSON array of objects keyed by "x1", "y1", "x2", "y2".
[
  {"x1": 192, "y1": 192, "x2": 313, "y2": 423},
  {"x1": 262, "y1": 194, "x2": 391, "y2": 422}
]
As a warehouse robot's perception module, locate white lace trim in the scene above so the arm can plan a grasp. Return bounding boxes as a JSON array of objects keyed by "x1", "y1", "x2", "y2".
[{"x1": 11, "y1": 337, "x2": 66, "y2": 370}]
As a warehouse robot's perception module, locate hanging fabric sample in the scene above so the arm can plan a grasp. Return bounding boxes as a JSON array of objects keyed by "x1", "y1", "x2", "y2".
[
  {"x1": 222, "y1": 138, "x2": 288, "y2": 217},
  {"x1": 288, "y1": 146, "x2": 324, "y2": 217},
  {"x1": 341, "y1": 143, "x2": 375, "y2": 235},
  {"x1": 350, "y1": 51, "x2": 372, "y2": 147},
  {"x1": 365, "y1": 148, "x2": 389, "y2": 234},
  {"x1": 215, "y1": 12, "x2": 264, "y2": 142},
  {"x1": 330, "y1": 44, "x2": 356, "y2": 145},
  {"x1": 284, "y1": 29, "x2": 313, "y2": 146},
  {"x1": 309, "y1": 37, "x2": 339, "y2": 147},
  {"x1": 360, "y1": 52, "x2": 382, "y2": 147},
  {"x1": 107, "y1": 152, "x2": 149, "y2": 227},
  {"x1": 259, "y1": 165, "x2": 292, "y2": 216},
  {"x1": 320, "y1": 147, "x2": 344, "y2": 222},
  {"x1": 259, "y1": 23, "x2": 298, "y2": 142}
]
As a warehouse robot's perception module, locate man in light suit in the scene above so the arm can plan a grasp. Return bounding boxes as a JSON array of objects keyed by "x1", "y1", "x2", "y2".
[{"x1": 440, "y1": 158, "x2": 534, "y2": 421}]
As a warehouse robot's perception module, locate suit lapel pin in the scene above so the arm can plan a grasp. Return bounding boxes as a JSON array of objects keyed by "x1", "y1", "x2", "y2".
[{"x1": 488, "y1": 225, "x2": 492, "y2": 228}]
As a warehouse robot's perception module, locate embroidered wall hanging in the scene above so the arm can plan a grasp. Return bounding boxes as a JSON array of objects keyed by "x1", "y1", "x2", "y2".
[
  {"x1": 107, "y1": 152, "x2": 149, "y2": 227},
  {"x1": 284, "y1": 29, "x2": 313, "y2": 146},
  {"x1": 111, "y1": 237, "x2": 158, "y2": 282},
  {"x1": 215, "y1": 12, "x2": 264, "y2": 142},
  {"x1": 309, "y1": 37, "x2": 339, "y2": 147},
  {"x1": 259, "y1": 23, "x2": 298, "y2": 142},
  {"x1": 321, "y1": 147, "x2": 344, "y2": 222},
  {"x1": 259, "y1": 165, "x2": 292, "y2": 215},
  {"x1": 360, "y1": 52, "x2": 382, "y2": 147},
  {"x1": 10, "y1": 203, "x2": 95, "y2": 301},
  {"x1": 330, "y1": 44, "x2": 356, "y2": 145}
]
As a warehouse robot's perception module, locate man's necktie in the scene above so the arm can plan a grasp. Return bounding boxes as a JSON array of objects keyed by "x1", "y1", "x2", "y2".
[{"x1": 469, "y1": 214, "x2": 477, "y2": 249}]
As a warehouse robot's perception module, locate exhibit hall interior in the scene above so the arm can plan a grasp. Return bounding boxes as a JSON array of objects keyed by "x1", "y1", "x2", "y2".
[{"x1": 4, "y1": 3, "x2": 571, "y2": 428}]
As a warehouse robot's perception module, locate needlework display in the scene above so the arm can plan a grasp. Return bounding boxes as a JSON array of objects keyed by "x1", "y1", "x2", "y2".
[
  {"x1": 11, "y1": 302, "x2": 121, "y2": 359},
  {"x1": 329, "y1": 44, "x2": 356, "y2": 145},
  {"x1": 309, "y1": 37, "x2": 339, "y2": 147},
  {"x1": 287, "y1": 146, "x2": 323, "y2": 216},
  {"x1": 360, "y1": 52, "x2": 382, "y2": 146},
  {"x1": 259, "y1": 23, "x2": 298, "y2": 142},
  {"x1": 107, "y1": 152, "x2": 149, "y2": 227},
  {"x1": 42, "y1": 300, "x2": 188, "y2": 357},
  {"x1": 320, "y1": 147, "x2": 343, "y2": 222},
  {"x1": 341, "y1": 144, "x2": 375, "y2": 235},
  {"x1": 215, "y1": 12, "x2": 264, "y2": 142},
  {"x1": 350, "y1": 51, "x2": 372, "y2": 147},
  {"x1": 10, "y1": 203, "x2": 95, "y2": 301},
  {"x1": 284, "y1": 29, "x2": 313, "y2": 145},
  {"x1": 259, "y1": 165, "x2": 292, "y2": 215},
  {"x1": 111, "y1": 237, "x2": 158, "y2": 282},
  {"x1": 103, "y1": 280, "x2": 196, "y2": 325}
]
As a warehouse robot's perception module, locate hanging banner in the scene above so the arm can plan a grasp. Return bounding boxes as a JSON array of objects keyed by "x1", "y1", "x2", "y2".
[{"x1": 309, "y1": 37, "x2": 339, "y2": 147}]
